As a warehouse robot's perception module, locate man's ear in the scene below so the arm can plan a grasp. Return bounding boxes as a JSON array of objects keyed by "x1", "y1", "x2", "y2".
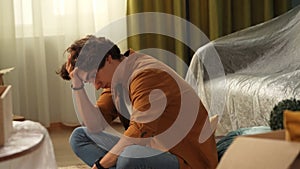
[{"x1": 106, "y1": 55, "x2": 113, "y2": 64}]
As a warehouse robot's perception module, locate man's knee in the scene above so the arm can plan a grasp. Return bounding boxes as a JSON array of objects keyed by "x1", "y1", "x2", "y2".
[
  {"x1": 69, "y1": 127, "x2": 86, "y2": 142},
  {"x1": 69, "y1": 127, "x2": 88, "y2": 152}
]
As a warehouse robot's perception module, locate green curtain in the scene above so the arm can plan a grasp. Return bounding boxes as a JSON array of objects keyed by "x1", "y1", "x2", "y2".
[
  {"x1": 127, "y1": 0, "x2": 292, "y2": 67},
  {"x1": 209, "y1": 0, "x2": 292, "y2": 39}
]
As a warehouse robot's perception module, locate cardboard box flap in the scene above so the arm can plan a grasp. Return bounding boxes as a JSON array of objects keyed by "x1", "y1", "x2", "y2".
[
  {"x1": 0, "y1": 86, "x2": 11, "y2": 98},
  {"x1": 244, "y1": 129, "x2": 285, "y2": 140},
  {"x1": 0, "y1": 67, "x2": 14, "y2": 75},
  {"x1": 0, "y1": 85, "x2": 13, "y2": 146},
  {"x1": 217, "y1": 136, "x2": 300, "y2": 169}
]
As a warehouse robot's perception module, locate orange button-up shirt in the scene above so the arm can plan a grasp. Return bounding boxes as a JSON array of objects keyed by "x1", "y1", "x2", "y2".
[{"x1": 96, "y1": 52, "x2": 218, "y2": 169}]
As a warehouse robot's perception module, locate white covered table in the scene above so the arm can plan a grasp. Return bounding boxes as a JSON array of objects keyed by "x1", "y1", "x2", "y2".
[{"x1": 0, "y1": 120, "x2": 57, "y2": 169}]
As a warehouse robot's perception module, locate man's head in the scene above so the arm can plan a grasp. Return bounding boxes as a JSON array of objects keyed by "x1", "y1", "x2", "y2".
[{"x1": 57, "y1": 35, "x2": 124, "y2": 89}]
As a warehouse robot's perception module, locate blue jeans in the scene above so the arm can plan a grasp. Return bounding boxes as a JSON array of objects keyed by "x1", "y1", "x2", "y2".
[{"x1": 69, "y1": 127, "x2": 179, "y2": 169}]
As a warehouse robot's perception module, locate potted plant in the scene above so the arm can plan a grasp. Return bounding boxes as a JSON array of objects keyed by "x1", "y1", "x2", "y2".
[{"x1": 269, "y1": 98, "x2": 300, "y2": 130}]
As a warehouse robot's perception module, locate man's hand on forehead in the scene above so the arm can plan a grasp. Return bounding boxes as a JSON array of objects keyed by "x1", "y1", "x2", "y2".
[
  {"x1": 71, "y1": 68, "x2": 97, "y2": 84},
  {"x1": 70, "y1": 67, "x2": 85, "y2": 88},
  {"x1": 66, "y1": 53, "x2": 75, "y2": 71}
]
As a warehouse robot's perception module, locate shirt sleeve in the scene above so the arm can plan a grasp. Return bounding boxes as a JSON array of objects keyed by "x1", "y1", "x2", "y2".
[
  {"x1": 96, "y1": 88, "x2": 118, "y2": 124},
  {"x1": 124, "y1": 69, "x2": 179, "y2": 139}
]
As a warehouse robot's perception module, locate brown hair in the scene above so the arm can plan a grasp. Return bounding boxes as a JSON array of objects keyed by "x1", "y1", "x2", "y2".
[{"x1": 56, "y1": 35, "x2": 122, "y2": 80}]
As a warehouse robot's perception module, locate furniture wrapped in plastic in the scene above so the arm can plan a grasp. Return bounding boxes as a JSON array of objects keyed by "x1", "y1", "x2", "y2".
[{"x1": 186, "y1": 5, "x2": 300, "y2": 136}]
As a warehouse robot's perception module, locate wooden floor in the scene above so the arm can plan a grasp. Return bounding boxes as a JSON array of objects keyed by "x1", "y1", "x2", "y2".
[{"x1": 48, "y1": 124, "x2": 86, "y2": 167}]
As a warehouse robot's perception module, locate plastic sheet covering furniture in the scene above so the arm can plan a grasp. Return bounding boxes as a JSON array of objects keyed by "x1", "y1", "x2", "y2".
[
  {"x1": 185, "y1": 5, "x2": 300, "y2": 136},
  {"x1": 0, "y1": 120, "x2": 57, "y2": 169}
]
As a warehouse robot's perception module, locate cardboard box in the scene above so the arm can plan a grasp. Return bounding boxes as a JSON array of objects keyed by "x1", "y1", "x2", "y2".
[
  {"x1": 0, "y1": 74, "x2": 3, "y2": 85},
  {"x1": 0, "y1": 67, "x2": 14, "y2": 85},
  {"x1": 217, "y1": 130, "x2": 300, "y2": 169},
  {"x1": 0, "y1": 85, "x2": 13, "y2": 146}
]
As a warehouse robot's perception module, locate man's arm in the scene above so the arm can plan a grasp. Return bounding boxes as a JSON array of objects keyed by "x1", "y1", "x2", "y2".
[
  {"x1": 71, "y1": 68, "x2": 108, "y2": 133},
  {"x1": 72, "y1": 89, "x2": 108, "y2": 133}
]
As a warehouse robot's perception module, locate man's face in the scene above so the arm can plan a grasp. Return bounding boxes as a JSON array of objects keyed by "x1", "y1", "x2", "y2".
[
  {"x1": 76, "y1": 69, "x2": 97, "y2": 84},
  {"x1": 94, "y1": 55, "x2": 118, "y2": 90},
  {"x1": 94, "y1": 67, "x2": 112, "y2": 90},
  {"x1": 77, "y1": 68, "x2": 111, "y2": 90}
]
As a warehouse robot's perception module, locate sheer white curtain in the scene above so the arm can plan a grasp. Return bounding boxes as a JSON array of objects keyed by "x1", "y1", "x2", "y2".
[{"x1": 0, "y1": 0, "x2": 127, "y2": 127}]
